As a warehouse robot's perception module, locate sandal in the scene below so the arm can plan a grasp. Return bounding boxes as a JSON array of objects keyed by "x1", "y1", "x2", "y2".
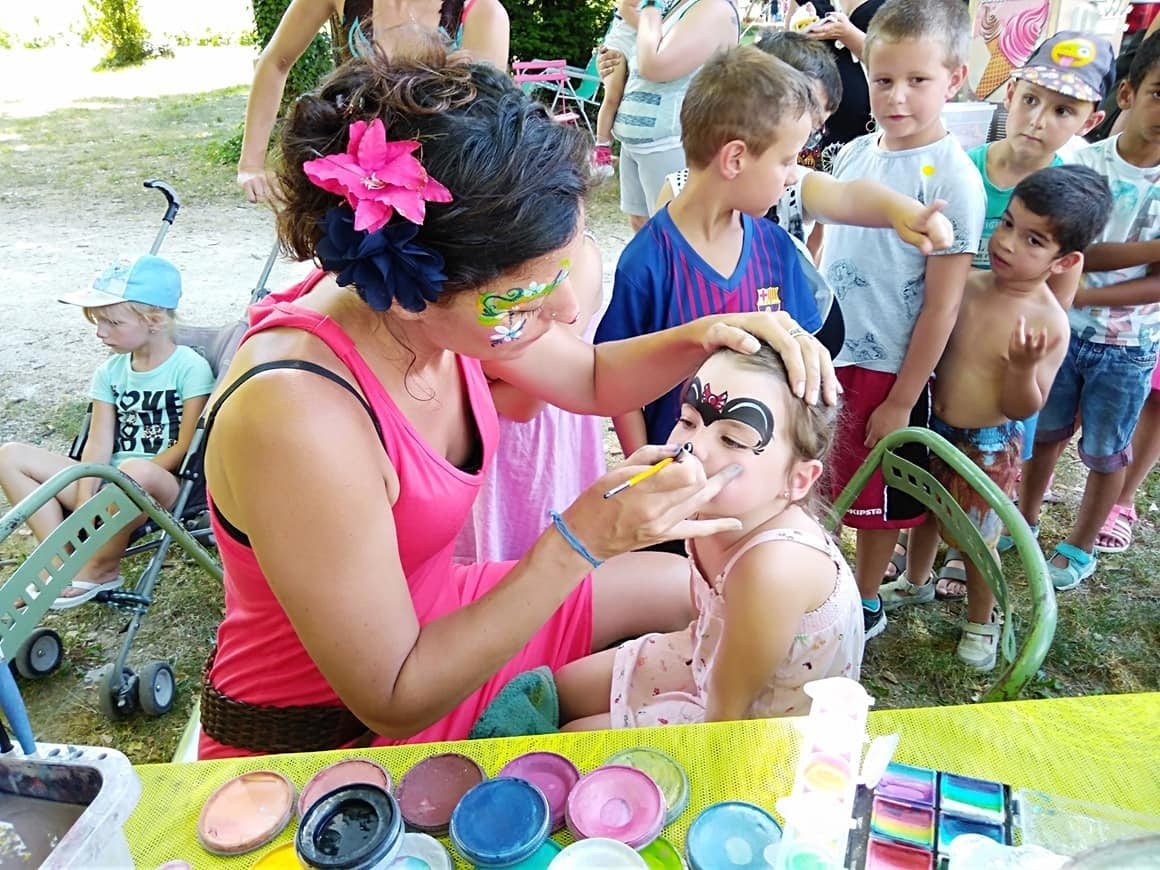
[
  {"x1": 50, "y1": 576, "x2": 124, "y2": 611},
  {"x1": 935, "y1": 548, "x2": 967, "y2": 600},
  {"x1": 883, "y1": 532, "x2": 909, "y2": 581},
  {"x1": 1094, "y1": 504, "x2": 1136, "y2": 554},
  {"x1": 957, "y1": 619, "x2": 1000, "y2": 671},
  {"x1": 998, "y1": 523, "x2": 1039, "y2": 555},
  {"x1": 1047, "y1": 543, "x2": 1096, "y2": 592}
]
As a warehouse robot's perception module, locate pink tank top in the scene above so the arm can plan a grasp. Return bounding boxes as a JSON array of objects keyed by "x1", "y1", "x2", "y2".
[{"x1": 201, "y1": 270, "x2": 507, "y2": 755}]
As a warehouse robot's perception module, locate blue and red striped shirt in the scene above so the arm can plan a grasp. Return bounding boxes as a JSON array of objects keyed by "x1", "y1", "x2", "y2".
[{"x1": 596, "y1": 206, "x2": 820, "y2": 445}]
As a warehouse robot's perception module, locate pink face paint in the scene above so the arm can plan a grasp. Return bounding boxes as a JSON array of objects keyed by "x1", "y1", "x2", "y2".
[
  {"x1": 197, "y1": 771, "x2": 296, "y2": 856},
  {"x1": 497, "y1": 751, "x2": 580, "y2": 832},
  {"x1": 564, "y1": 766, "x2": 665, "y2": 849},
  {"x1": 298, "y1": 758, "x2": 393, "y2": 818}
]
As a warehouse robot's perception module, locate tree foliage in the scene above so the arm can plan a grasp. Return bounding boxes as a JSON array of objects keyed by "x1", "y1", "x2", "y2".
[
  {"x1": 251, "y1": 0, "x2": 335, "y2": 104},
  {"x1": 508, "y1": 0, "x2": 615, "y2": 69},
  {"x1": 83, "y1": 0, "x2": 161, "y2": 69}
]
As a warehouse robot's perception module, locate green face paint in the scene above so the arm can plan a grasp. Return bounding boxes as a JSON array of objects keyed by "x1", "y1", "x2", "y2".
[{"x1": 477, "y1": 261, "x2": 570, "y2": 346}]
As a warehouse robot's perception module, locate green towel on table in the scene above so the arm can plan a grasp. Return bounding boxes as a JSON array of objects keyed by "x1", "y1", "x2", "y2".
[{"x1": 469, "y1": 666, "x2": 560, "y2": 740}]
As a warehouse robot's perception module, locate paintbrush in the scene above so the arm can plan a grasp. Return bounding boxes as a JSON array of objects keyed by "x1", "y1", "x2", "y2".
[{"x1": 603, "y1": 442, "x2": 694, "y2": 499}]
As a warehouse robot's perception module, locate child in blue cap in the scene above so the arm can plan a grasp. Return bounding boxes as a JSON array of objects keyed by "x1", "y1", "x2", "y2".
[{"x1": 0, "y1": 255, "x2": 214, "y2": 608}]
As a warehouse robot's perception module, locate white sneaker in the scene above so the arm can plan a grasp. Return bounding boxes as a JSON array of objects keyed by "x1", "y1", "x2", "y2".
[
  {"x1": 957, "y1": 621, "x2": 1000, "y2": 672},
  {"x1": 880, "y1": 572, "x2": 935, "y2": 611}
]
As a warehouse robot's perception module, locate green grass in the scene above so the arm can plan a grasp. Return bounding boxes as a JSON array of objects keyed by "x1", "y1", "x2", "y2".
[
  {"x1": 2, "y1": 80, "x2": 1157, "y2": 765},
  {"x1": 0, "y1": 87, "x2": 248, "y2": 209}
]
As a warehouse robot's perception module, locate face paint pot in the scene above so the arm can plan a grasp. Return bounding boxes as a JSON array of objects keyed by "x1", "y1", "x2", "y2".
[
  {"x1": 252, "y1": 843, "x2": 301, "y2": 869},
  {"x1": 547, "y1": 838, "x2": 649, "y2": 868},
  {"x1": 295, "y1": 783, "x2": 404, "y2": 869},
  {"x1": 638, "y1": 836, "x2": 687, "y2": 869},
  {"x1": 197, "y1": 770, "x2": 296, "y2": 856},
  {"x1": 604, "y1": 748, "x2": 690, "y2": 826},
  {"x1": 300, "y1": 759, "x2": 394, "y2": 818},
  {"x1": 384, "y1": 832, "x2": 454, "y2": 869},
  {"x1": 449, "y1": 777, "x2": 551, "y2": 868},
  {"x1": 395, "y1": 753, "x2": 485, "y2": 835},
  {"x1": 498, "y1": 752, "x2": 580, "y2": 832},
  {"x1": 565, "y1": 766, "x2": 665, "y2": 849},
  {"x1": 684, "y1": 802, "x2": 783, "y2": 870},
  {"x1": 799, "y1": 753, "x2": 853, "y2": 796}
]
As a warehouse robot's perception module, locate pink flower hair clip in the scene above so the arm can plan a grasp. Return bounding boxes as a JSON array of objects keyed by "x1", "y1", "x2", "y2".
[{"x1": 302, "y1": 118, "x2": 453, "y2": 233}]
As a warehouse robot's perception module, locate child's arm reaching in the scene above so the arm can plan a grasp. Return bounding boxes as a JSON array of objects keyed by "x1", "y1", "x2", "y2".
[
  {"x1": 1000, "y1": 315, "x2": 1069, "y2": 421},
  {"x1": 1082, "y1": 240, "x2": 1160, "y2": 273},
  {"x1": 705, "y1": 541, "x2": 830, "y2": 722},
  {"x1": 867, "y1": 253, "x2": 972, "y2": 447},
  {"x1": 801, "y1": 174, "x2": 954, "y2": 254},
  {"x1": 1073, "y1": 271, "x2": 1160, "y2": 309}
]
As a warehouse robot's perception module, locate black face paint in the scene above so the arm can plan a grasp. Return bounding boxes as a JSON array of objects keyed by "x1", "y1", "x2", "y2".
[{"x1": 684, "y1": 377, "x2": 775, "y2": 454}]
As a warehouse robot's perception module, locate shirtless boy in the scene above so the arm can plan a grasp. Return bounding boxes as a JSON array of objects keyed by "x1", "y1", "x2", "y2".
[{"x1": 881, "y1": 164, "x2": 1113, "y2": 670}]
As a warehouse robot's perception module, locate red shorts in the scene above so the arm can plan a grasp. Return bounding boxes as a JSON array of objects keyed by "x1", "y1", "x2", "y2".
[{"x1": 829, "y1": 366, "x2": 931, "y2": 530}]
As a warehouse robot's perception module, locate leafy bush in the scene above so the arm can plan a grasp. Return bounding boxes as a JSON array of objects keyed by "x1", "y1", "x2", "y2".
[
  {"x1": 508, "y1": 0, "x2": 614, "y2": 69},
  {"x1": 83, "y1": 0, "x2": 168, "y2": 69},
  {"x1": 252, "y1": 0, "x2": 334, "y2": 104}
]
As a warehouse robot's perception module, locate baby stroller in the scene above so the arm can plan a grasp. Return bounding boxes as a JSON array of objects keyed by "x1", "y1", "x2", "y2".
[{"x1": 0, "y1": 180, "x2": 274, "y2": 721}]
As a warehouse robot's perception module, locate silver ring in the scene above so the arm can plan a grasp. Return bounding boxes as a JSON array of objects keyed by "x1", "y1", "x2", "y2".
[{"x1": 787, "y1": 325, "x2": 807, "y2": 339}]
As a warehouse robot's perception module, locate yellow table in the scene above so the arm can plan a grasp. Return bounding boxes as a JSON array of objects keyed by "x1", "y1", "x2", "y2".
[{"x1": 127, "y1": 693, "x2": 1160, "y2": 868}]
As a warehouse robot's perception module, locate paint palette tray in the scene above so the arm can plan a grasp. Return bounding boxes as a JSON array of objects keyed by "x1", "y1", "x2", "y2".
[{"x1": 844, "y1": 763, "x2": 1014, "y2": 869}]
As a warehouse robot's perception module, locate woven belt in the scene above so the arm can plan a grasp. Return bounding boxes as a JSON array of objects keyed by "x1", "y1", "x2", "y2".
[{"x1": 200, "y1": 649, "x2": 371, "y2": 754}]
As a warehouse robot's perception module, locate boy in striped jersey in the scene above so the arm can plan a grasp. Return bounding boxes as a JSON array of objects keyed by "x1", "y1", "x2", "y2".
[{"x1": 596, "y1": 46, "x2": 826, "y2": 456}]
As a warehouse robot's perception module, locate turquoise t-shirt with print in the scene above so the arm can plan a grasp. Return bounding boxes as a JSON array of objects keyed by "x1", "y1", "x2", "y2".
[
  {"x1": 967, "y1": 144, "x2": 1062, "y2": 270},
  {"x1": 89, "y1": 344, "x2": 215, "y2": 465}
]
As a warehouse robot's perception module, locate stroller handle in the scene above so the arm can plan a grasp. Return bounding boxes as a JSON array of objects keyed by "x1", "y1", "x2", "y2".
[{"x1": 144, "y1": 179, "x2": 181, "y2": 254}]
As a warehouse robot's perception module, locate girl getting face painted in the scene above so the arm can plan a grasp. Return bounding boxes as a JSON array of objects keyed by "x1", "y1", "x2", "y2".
[{"x1": 670, "y1": 346, "x2": 836, "y2": 524}]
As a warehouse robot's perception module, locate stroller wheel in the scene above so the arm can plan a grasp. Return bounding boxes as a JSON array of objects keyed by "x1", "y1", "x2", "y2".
[
  {"x1": 13, "y1": 628, "x2": 64, "y2": 679},
  {"x1": 138, "y1": 661, "x2": 176, "y2": 717},
  {"x1": 98, "y1": 665, "x2": 138, "y2": 720}
]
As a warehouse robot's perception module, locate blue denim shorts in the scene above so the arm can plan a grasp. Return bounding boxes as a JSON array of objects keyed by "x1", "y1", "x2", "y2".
[{"x1": 1036, "y1": 334, "x2": 1157, "y2": 472}]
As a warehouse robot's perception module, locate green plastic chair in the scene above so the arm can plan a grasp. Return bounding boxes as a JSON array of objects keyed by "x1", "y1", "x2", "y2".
[
  {"x1": 824, "y1": 427, "x2": 1057, "y2": 702},
  {"x1": 0, "y1": 463, "x2": 221, "y2": 715}
]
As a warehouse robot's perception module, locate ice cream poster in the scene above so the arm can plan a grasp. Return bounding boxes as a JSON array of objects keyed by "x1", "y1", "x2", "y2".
[{"x1": 969, "y1": 0, "x2": 1055, "y2": 100}]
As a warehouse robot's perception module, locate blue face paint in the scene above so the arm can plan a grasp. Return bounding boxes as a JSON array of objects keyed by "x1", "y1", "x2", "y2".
[{"x1": 449, "y1": 777, "x2": 551, "y2": 868}]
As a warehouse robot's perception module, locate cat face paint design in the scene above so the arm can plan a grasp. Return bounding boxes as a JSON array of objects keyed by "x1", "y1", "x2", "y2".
[{"x1": 684, "y1": 376, "x2": 775, "y2": 454}]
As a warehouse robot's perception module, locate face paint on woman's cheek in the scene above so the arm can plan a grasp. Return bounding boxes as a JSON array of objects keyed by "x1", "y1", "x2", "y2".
[
  {"x1": 684, "y1": 376, "x2": 775, "y2": 454},
  {"x1": 476, "y1": 260, "x2": 571, "y2": 345}
]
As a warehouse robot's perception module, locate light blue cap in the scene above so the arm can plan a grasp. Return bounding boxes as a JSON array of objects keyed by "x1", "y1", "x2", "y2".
[{"x1": 60, "y1": 254, "x2": 182, "y2": 309}]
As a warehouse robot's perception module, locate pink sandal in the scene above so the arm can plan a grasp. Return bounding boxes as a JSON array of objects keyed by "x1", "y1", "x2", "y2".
[{"x1": 1095, "y1": 504, "x2": 1136, "y2": 554}]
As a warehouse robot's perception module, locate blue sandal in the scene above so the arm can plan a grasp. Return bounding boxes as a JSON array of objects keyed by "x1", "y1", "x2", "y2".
[{"x1": 1048, "y1": 543, "x2": 1096, "y2": 591}]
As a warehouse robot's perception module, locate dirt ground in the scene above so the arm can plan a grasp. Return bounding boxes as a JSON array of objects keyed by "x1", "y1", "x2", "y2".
[{"x1": 0, "y1": 48, "x2": 632, "y2": 447}]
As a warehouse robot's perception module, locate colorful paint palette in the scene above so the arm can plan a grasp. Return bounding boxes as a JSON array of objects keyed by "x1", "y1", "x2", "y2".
[
  {"x1": 870, "y1": 798, "x2": 935, "y2": 850},
  {"x1": 865, "y1": 837, "x2": 933, "y2": 869},
  {"x1": 848, "y1": 765, "x2": 1013, "y2": 868},
  {"x1": 937, "y1": 773, "x2": 1005, "y2": 824},
  {"x1": 876, "y1": 764, "x2": 936, "y2": 807}
]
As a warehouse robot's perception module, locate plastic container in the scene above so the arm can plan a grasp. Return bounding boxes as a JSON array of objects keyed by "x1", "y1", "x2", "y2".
[
  {"x1": 1013, "y1": 789, "x2": 1160, "y2": 857},
  {"x1": 387, "y1": 832, "x2": 454, "y2": 869},
  {"x1": 685, "y1": 802, "x2": 783, "y2": 870},
  {"x1": 565, "y1": 765, "x2": 666, "y2": 849},
  {"x1": 604, "y1": 748, "x2": 690, "y2": 826},
  {"x1": 199, "y1": 770, "x2": 296, "y2": 856},
  {"x1": 549, "y1": 838, "x2": 649, "y2": 868},
  {"x1": 299, "y1": 758, "x2": 393, "y2": 818},
  {"x1": 498, "y1": 752, "x2": 580, "y2": 832},
  {"x1": 296, "y1": 783, "x2": 404, "y2": 869},
  {"x1": 396, "y1": 753, "x2": 485, "y2": 835},
  {"x1": 942, "y1": 102, "x2": 997, "y2": 150},
  {"x1": 449, "y1": 777, "x2": 551, "y2": 868},
  {"x1": 0, "y1": 741, "x2": 142, "y2": 869}
]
